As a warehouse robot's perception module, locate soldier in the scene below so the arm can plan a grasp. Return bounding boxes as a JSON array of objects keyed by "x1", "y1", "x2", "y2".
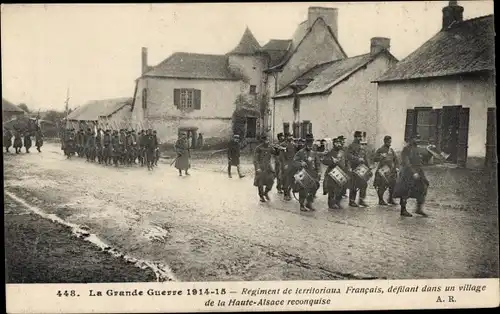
[
  {"x1": 64, "y1": 130, "x2": 76, "y2": 158},
  {"x1": 274, "y1": 133, "x2": 285, "y2": 194},
  {"x1": 296, "y1": 138, "x2": 306, "y2": 151},
  {"x1": 124, "y1": 130, "x2": 133, "y2": 165},
  {"x1": 23, "y1": 131, "x2": 32, "y2": 153},
  {"x1": 103, "y1": 129, "x2": 112, "y2": 165},
  {"x1": 144, "y1": 129, "x2": 156, "y2": 170},
  {"x1": 111, "y1": 130, "x2": 121, "y2": 166},
  {"x1": 373, "y1": 135, "x2": 399, "y2": 206},
  {"x1": 3, "y1": 127, "x2": 13, "y2": 153},
  {"x1": 153, "y1": 130, "x2": 160, "y2": 166},
  {"x1": 280, "y1": 133, "x2": 297, "y2": 201},
  {"x1": 35, "y1": 127, "x2": 44, "y2": 153},
  {"x1": 227, "y1": 134, "x2": 245, "y2": 179},
  {"x1": 87, "y1": 128, "x2": 96, "y2": 162},
  {"x1": 322, "y1": 137, "x2": 349, "y2": 209},
  {"x1": 138, "y1": 130, "x2": 146, "y2": 166},
  {"x1": 76, "y1": 129, "x2": 84, "y2": 157},
  {"x1": 393, "y1": 134, "x2": 429, "y2": 217},
  {"x1": 130, "y1": 129, "x2": 138, "y2": 164},
  {"x1": 293, "y1": 134, "x2": 321, "y2": 211},
  {"x1": 253, "y1": 134, "x2": 276, "y2": 202},
  {"x1": 174, "y1": 132, "x2": 191, "y2": 176},
  {"x1": 13, "y1": 130, "x2": 23, "y2": 154},
  {"x1": 96, "y1": 128, "x2": 103, "y2": 163},
  {"x1": 346, "y1": 131, "x2": 371, "y2": 207}
]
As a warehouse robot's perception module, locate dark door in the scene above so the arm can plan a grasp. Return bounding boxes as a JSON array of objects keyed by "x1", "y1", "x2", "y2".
[
  {"x1": 404, "y1": 109, "x2": 416, "y2": 142},
  {"x1": 486, "y1": 107, "x2": 497, "y2": 168},
  {"x1": 441, "y1": 106, "x2": 462, "y2": 163},
  {"x1": 456, "y1": 107, "x2": 470, "y2": 168}
]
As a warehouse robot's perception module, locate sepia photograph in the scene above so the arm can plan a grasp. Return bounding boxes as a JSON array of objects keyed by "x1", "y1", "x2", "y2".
[{"x1": 2, "y1": 1, "x2": 498, "y2": 312}]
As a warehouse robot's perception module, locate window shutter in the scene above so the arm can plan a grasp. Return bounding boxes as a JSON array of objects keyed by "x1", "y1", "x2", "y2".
[
  {"x1": 173, "y1": 89, "x2": 180, "y2": 108},
  {"x1": 428, "y1": 109, "x2": 438, "y2": 145},
  {"x1": 193, "y1": 89, "x2": 201, "y2": 110},
  {"x1": 404, "y1": 109, "x2": 416, "y2": 142},
  {"x1": 457, "y1": 107, "x2": 470, "y2": 168},
  {"x1": 435, "y1": 109, "x2": 443, "y2": 150},
  {"x1": 292, "y1": 122, "x2": 300, "y2": 138}
]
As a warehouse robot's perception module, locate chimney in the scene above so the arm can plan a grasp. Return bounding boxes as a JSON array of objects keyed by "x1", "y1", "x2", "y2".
[
  {"x1": 442, "y1": 1, "x2": 464, "y2": 30},
  {"x1": 308, "y1": 7, "x2": 339, "y2": 39},
  {"x1": 370, "y1": 37, "x2": 391, "y2": 55},
  {"x1": 141, "y1": 47, "x2": 149, "y2": 75}
]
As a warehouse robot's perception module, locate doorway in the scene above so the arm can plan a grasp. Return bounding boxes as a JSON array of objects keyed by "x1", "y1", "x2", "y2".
[
  {"x1": 440, "y1": 105, "x2": 469, "y2": 167},
  {"x1": 178, "y1": 127, "x2": 198, "y2": 149}
]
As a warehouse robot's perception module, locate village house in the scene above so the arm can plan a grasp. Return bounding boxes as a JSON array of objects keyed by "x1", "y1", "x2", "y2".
[
  {"x1": 373, "y1": 1, "x2": 495, "y2": 169},
  {"x1": 67, "y1": 97, "x2": 133, "y2": 130},
  {"x1": 2, "y1": 98, "x2": 26, "y2": 123},
  {"x1": 131, "y1": 6, "x2": 394, "y2": 148},
  {"x1": 267, "y1": 7, "x2": 398, "y2": 148}
]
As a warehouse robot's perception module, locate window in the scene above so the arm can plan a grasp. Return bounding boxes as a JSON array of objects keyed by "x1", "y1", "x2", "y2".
[
  {"x1": 174, "y1": 88, "x2": 201, "y2": 111},
  {"x1": 283, "y1": 122, "x2": 290, "y2": 135},
  {"x1": 142, "y1": 89, "x2": 148, "y2": 109},
  {"x1": 300, "y1": 120, "x2": 312, "y2": 139},
  {"x1": 404, "y1": 107, "x2": 438, "y2": 144},
  {"x1": 249, "y1": 85, "x2": 257, "y2": 95},
  {"x1": 245, "y1": 117, "x2": 257, "y2": 138}
]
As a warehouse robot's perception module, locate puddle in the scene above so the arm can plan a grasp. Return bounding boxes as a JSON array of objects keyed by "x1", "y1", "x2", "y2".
[{"x1": 5, "y1": 191, "x2": 177, "y2": 282}]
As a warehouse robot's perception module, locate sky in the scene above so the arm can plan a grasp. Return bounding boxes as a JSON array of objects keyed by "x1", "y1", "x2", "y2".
[{"x1": 1, "y1": 1, "x2": 494, "y2": 111}]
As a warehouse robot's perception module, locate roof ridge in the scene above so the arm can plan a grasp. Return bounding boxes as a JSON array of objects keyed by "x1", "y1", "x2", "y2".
[{"x1": 173, "y1": 51, "x2": 227, "y2": 57}]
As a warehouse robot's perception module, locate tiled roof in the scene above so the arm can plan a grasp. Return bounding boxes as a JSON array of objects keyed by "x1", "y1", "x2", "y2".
[
  {"x1": 275, "y1": 51, "x2": 392, "y2": 98},
  {"x1": 376, "y1": 15, "x2": 495, "y2": 82},
  {"x1": 67, "y1": 97, "x2": 132, "y2": 121},
  {"x1": 143, "y1": 52, "x2": 241, "y2": 81},
  {"x1": 228, "y1": 27, "x2": 261, "y2": 55},
  {"x1": 261, "y1": 39, "x2": 292, "y2": 67},
  {"x1": 2, "y1": 98, "x2": 25, "y2": 113}
]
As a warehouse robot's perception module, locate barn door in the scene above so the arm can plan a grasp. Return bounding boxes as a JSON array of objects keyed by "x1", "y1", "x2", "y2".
[
  {"x1": 485, "y1": 108, "x2": 497, "y2": 168},
  {"x1": 456, "y1": 107, "x2": 470, "y2": 168},
  {"x1": 404, "y1": 109, "x2": 416, "y2": 142}
]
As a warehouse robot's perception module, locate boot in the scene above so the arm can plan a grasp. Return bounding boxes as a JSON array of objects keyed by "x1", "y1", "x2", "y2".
[
  {"x1": 377, "y1": 189, "x2": 388, "y2": 205},
  {"x1": 37, "y1": 147, "x2": 41, "y2": 152},
  {"x1": 228, "y1": 167, "x2": 232, "y2": 178},
  {"x1": 300, "y1": 203, "x2": 308, "y2": 211},
  {"x1": 388, "y1": 197, "x2": 397, "y2": 205},
  {"x1": 359, "y1": 199, "x2": 368, "y2": 207},
  {"x1": 400, "y1": 203, "x2": 412, "y2": 217},
  {"x1": 349, "y1": 200, "x2": 359, "y2": 207},
  {"x1": 264, "y1": 189, "x2": 271, "y2": 201},
  {"x1": 305, "y1": 196, "x2": 315, "y2": 211},
  {"x1": 185, "y1": 170, "x2": 190, "y2": 176},
  {"x1": 415, "y1": 203, "x2": 428, "y2": 217},
  {"x1": 179, "y1": 170, "x2": 182, "y2": 176}
]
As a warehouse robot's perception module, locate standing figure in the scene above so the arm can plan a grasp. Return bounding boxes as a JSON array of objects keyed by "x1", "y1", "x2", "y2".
[
  {"x1": 35, "y1": 127, "x2": 44, "y2": 152},
  {"x1": 174, "y1": 132, "x2": 191, "y2": 176},
  {"x1": 293, "y1": 134, "x2": 321, "y2": 211},
  {"x1": 274, "y1": 133, "x2": 285, "y2": 194},
  {"x1": 346, "y1": 131, "x2": 371, "y2": 207},
  {"x1": 111, "y1": 130, "x2": 121, "y2": 166},
  {"x1": 103, "y1": 130, "x2": 112, "y2": 165},
  {"x1": 64, "y1": 131, "x2": 76, "y2": 158},
  {"x1": 23, "y1": 132, "x2": 32, "y2": 153},
  {"x1": 373, "y1": 135, "x2": 399, "y2": 205},
  {"x1": 3, "y1": 128, "x2": 13, "y2": 153},
  {"x1": 138, "y1": 130, "x2": 146, "y2": 166},
  {"x1": 253, "y1": 135, "x2": 276, "y2": 202},
  {"x1": 227, "y1": 134, "x2": 245, "y2": 178},
  {"x1": 144, "y1": 130, "x2": 156, "y2": 170},
  {"x1": 77, "y1": 129, "x2": 85, "y2": 157},
  {"x1": 13, "y1": 130, "x2": 23, "y2": 154},
  {"x1": 393, "y1": 134, "x2": 430, "y2": 217},
  {"x1": 197, "y1": 133, "x2": 204, "y2": 149},
  {"x1": 130, "y1": 129, "x2": 138, "y2": 164},
  {"x1": 280, "y1": 133, "x2": 297, "y2": 201},
  {"x1": 322, "y1": 137, "x2": 349, "y2": 209},
  {"x1": 153, "y1": 130, "x2": 160, "y2": 166},
  {"x1": 96, "y1": 128, "x2": 103, "y2": 163}
]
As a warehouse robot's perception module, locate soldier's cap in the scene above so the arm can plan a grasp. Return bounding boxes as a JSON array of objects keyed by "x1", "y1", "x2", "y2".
[
  {"x1": 337, "y1": 135, "x2": 346, "y2": 140},
  {"x1": 384, "y1": 135, "x2": 392, "y2": 141},
  {"x1": 354, "y1": 131, "x2": 362, "y2": 137},
  {"x1": 305, "y1": 133, "x2": 314, "y2": 142},
  {"x1": 320, "y1": 139, "x2": 326, "y2": 143},
  {"x1": 277, "y1": 132, "x2": 284, "y2": 138},
  {"x1": 260, "y1": 134, "x2": 268, "y2": 141},
  {"x1": 298, "y1": 138, "x2": 306, "y2": 143}
]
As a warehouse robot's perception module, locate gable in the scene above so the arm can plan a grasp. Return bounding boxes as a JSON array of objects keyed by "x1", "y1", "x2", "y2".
[{"x1": 276, "y1": 17, "x2": 347, "y2": 91}]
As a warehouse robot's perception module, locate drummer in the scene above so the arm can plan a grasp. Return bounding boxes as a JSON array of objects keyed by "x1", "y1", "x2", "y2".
[
  {"x1": 373, "y1": 135, "x2": 399, "y2": 205},
  {"x1": 346, "y1": 131, "x2": 371, "y2": 207},
  {"x1": 321, "y1": 137, "x2": 349, "y2": 209},
  {"x1": 293, "y1": 133, "x2": 321, "y2": 211}
]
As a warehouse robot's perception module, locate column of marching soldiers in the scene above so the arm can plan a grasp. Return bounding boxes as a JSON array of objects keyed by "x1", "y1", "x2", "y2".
[
  {"x1": 60, "y1": 127, "x2": 161, "y2": 170},
  {"x1": 3, "y1": 128, "x2": 44, "y2": 154},
  {"x1": 230, "y1": 130, "x2": 429, "y2": 218}
]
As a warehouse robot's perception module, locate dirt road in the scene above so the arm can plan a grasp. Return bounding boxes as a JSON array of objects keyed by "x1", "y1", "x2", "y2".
[{"x1": 3, "y1": 143, "x2": 499, "y2": 281}]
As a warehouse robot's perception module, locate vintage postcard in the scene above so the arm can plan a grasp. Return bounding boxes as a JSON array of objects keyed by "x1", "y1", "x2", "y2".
[{"x1": 2, "y1": 1, "x2": 498, "y2": 313}]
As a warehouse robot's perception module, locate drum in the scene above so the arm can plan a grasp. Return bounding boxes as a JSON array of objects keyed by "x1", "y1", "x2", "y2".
[
  {"x1": 294, "y1": 169, "x2": 317, "y2": 190},
  {"x1": 353, "y1": 164, "x2": 372, "y2": 182},
  {"x1": 377, "y1": 165, "x2": 391, "y2": 183},
  {"x1": 328, "y1": 167, "x2": 349, "y2": 187}
]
